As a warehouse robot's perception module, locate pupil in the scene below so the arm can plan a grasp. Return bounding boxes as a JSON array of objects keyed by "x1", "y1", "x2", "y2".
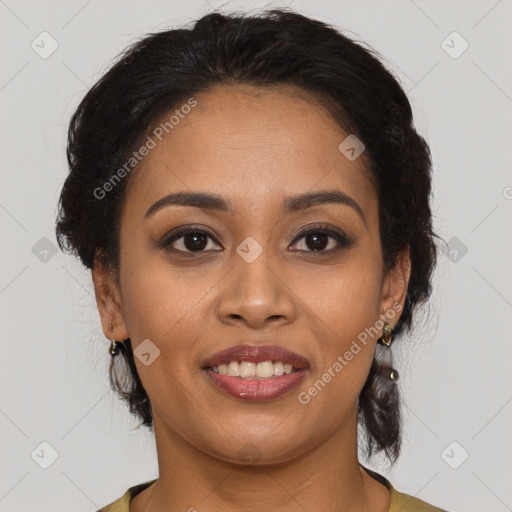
[
  {"x1": 185, "y1": 233, "x2": 207, "y2": 251},
  {"x1": 307, "y1": 233, "x2": 328, "y2": 251}
]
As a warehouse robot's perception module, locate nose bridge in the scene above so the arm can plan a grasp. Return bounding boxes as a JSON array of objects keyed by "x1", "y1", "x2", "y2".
[
  {"x1": 234, "y1": 234, "x2": 280, "y2": 301},
  {"x1": 217, "y1": 234, "x2": 295, "y2": 326}
]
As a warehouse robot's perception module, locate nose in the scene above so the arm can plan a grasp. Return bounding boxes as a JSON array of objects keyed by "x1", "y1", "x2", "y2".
[{"x1": 216, "y1": 249, "x2": 296, "y2": 330}]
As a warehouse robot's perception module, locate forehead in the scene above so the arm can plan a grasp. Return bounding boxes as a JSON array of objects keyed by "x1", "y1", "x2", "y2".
[{"x1": 124, "y1": 84, "x2": 377, "y2": 223}]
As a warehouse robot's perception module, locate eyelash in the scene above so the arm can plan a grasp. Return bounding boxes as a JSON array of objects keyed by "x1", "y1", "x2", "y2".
[{"x1": 158, "y1": 224, "x2": 355, "y2": 256}]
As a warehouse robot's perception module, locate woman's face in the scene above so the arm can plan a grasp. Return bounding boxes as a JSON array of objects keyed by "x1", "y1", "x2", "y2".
[{"x1": 94, "y1": 84, "x2": 409, "y2": 464}]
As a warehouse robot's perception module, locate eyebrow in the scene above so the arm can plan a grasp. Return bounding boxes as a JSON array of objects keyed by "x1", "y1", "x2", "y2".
[{"x1": 145, "y1": 189, "x2": 367, "y2": 226}]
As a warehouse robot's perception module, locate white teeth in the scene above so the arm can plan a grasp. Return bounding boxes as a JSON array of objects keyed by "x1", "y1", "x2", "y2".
[
  {"x1": 240, "y1": 361, "x2": 256, "y2": 377},
  {"x1": 210, "y1": 360, "x2": 299, "y2": 379},
  {"x1": 256, "y1": 361, "x2": 274, "y2": 378},
  {"x1": 228, "y1": 361, "x2": 240, "y2": 377},
  {"x1": 273, "y1": 361, "x2": 285, "y2": 376}
]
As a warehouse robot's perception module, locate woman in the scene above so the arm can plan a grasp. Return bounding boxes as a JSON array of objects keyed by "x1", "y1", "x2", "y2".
[{"x1": 55, "y1": 8, "x2": 448, "y2": 512}]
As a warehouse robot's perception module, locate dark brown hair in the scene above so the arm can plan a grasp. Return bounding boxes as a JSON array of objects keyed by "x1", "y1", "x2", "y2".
[{"x1": 55, "y1": 8, "x2": 442, "y2": 464}]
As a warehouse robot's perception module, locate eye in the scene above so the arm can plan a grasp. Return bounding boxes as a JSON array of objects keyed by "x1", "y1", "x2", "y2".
[
  {"x1": 290, "y1": 224, "x2": 354, "y2": 254},
  {"x1": 158, "y1": 224, "x2": 355, "y2": 256},
  {"x1": 158, "y1": 227, "x2": 222, "y2": 254}
]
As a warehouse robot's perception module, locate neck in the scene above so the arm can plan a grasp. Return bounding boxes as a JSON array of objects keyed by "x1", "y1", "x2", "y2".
[{"x1": 133, "y1": 406, "x2": 390, "y2": 512}]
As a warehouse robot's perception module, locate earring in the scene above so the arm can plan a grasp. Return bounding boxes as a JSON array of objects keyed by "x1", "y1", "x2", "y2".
[
  {"x1": 377, "y1": 320, "x2": 399, "y2": 381},
  {"x1": 378, "y1": 321, "x2": 394, "y2": 347},
  {"x1": 109, "y1": 323, "x2": 120, "y2": 356}
]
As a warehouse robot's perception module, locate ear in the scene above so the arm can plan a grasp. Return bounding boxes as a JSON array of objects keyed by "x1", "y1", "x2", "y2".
[
  {"x1": 91, "y1": 258, "x2": 129, "y2": 341},
  {"x1": 379, "y1": 246, "x2": 411, "y2": 328}
]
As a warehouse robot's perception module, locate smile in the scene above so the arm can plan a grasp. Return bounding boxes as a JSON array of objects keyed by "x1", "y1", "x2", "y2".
[{"x1": 201, "y1": 344, "x2": 310, "y2": 401}]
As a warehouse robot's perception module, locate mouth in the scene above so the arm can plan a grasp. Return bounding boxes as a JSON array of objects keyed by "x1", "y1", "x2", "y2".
[{"x1": 201, "y1": 344, "x2": 310, "y2": 401}]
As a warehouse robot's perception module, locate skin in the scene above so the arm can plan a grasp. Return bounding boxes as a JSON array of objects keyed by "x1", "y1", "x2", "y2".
[{"x1": 93, "y1": 83, "x2": 411, "y2": 512}]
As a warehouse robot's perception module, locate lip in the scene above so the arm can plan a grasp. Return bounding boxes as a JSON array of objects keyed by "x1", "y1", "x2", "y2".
[
  {"x1": 201, "y1": 344, "x2": 310, "y2": 369},
  {"x1": 201, "y1": 344, "x2": 310, "y2": 402},
  {"x1": 204, "y1": 370, "x2": 308, "y2": 401}
]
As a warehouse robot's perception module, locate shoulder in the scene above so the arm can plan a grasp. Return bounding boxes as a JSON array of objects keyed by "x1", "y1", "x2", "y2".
[
  {"x1": 96, "y1": 489, "x2": 130, "y2": 512},
  {"x1": 96, "y1": 479, "x2": 157, "y2": 512},
  {"x1": 361, "y1": 465, "x2": 451, "y2": 512},
  {"x1": 96, "y1": 475, "x2": 452, "y2": 512},
  {"x1": 388, "y1": 484, "x2": 451, "y2": 512}
]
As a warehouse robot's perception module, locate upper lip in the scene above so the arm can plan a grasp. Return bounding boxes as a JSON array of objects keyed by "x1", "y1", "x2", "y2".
[{"x1": 201, "y1": 344, "x2": 310, "y2": 369}]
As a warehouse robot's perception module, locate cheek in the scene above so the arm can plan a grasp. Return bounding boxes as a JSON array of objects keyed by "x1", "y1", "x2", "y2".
[
  {"x1": 117, "y1": 252, "x2": 212, "y2": 412},
  {"x1": 120, "y1": 235, "x2": 383, "y2": 364},
  {"x1": 296, "y1": 256, "x2": 383, "y2": 341},
  {"x1": 294, "y1": 257, "x2": 382, "y2": 394},
  {"x1": 117, "y1": 244, "x2": 223, "y2": 397},
  {"x1": 118, "y1": 241, "x2": 207, "y2": 338}
]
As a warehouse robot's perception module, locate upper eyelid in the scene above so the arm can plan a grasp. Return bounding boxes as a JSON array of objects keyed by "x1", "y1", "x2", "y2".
[
  {"x1": 164, "y1": 224, "x2": 345, "y2": 239},
  {"x1": 161, "y1": 224, "x2": 351, "y2": 249}
]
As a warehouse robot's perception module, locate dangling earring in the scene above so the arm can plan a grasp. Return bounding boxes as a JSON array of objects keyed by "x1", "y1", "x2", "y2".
[
  {"x1": 109, "y1": 323, "x2": 120, "y2": 356},
  {"x1": 377, "y1": 320, "x2": 399, "y2": 381},
  {"x1": 378, "y1": 321, "x2": 394, "y2": 347}
]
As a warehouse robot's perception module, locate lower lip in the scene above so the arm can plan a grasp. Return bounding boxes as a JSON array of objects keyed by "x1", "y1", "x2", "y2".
[{"x1": 204, "y1": 369, "x2": 308, "y2": 401}]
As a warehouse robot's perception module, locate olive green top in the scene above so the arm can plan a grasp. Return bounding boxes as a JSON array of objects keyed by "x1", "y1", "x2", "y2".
[{"x1": 97, "y1": 466, "x2": 449, "y2": 511}]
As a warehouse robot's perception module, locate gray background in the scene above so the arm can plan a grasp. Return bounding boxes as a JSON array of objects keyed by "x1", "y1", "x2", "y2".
[{"x1": 1, "y1": 1, "x2": 511, "y2": 511}]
